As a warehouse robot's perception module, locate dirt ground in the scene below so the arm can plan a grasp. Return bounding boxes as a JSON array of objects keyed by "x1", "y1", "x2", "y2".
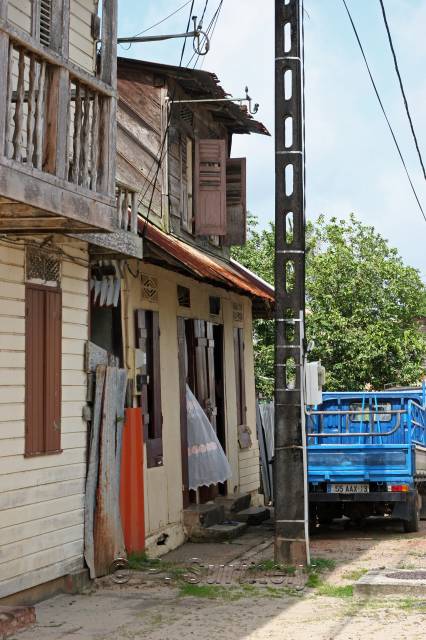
[{"x1": 14, "y1": 518, "x2": 426, "y2": 640}]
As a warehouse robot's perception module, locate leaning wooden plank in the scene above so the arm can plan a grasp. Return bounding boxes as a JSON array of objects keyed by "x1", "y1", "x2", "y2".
[
  {"x1": 85, "y1": 341, "x2": 109, "y2": 373},
  {"x1": 115, "y1": 368, "x2": 128, "y2": 508},
  {"x1": 94, "y1": 367, "x2": 125, "y2": 577},
  {"x1": 84, "y1": 364, "x2": 106, "y2": 580}
]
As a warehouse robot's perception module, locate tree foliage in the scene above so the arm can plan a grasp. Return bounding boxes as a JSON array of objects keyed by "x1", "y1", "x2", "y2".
[{"x1": 232, "y1": 214, "x2": 426, "y2": 397}]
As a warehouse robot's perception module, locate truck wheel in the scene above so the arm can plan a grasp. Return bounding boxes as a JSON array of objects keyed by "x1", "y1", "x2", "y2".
[{"x1": 403, "y1": 492, "x2": 420, "y2": 533}]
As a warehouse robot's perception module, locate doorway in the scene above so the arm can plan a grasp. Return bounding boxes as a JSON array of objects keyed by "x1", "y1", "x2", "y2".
[{"x1": 178, "y1": 318, "x2": 226, "y2": 506}]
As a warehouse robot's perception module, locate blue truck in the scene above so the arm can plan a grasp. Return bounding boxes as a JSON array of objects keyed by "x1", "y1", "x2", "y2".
[{"x1": 306, "y1": 388, "x2": 426, "y2": 532}]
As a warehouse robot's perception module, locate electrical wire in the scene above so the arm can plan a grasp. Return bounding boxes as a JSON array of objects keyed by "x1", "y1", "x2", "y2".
[
  {"x1": 341, "y1": 0, "x2": 426, "y2": 222},
  {"x1": 198, "y1": 0, "x2": 223, "y2": 69},
  {"x1": 378, "y1": 0, "x2": 426, "y2": 181},
  {"x1": 187, "y1": 0, "x2": 223, "y2": 68},
  {"x1": 128, "y1": 0, "x2": 193, "y2": 40}
]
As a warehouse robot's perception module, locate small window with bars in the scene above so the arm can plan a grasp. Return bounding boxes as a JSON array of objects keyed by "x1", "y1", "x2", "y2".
[
  {"x1": 26, "y1": 245, "x2": 61, "y2": 287},
  {"x1": 39, "y1": 0, "x2": 52, "y2": 47}
]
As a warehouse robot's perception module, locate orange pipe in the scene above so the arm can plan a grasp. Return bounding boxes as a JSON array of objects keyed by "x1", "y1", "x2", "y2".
[{"x1": 120, "y1": 408, "x2": 145, "y2": 553}]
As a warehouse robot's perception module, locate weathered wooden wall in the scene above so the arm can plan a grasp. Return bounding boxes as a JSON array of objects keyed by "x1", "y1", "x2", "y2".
[
  {"x1": 117, "y1": 70, "x2": 165, "y2": 228},
  {"x1": 0, "y1": 237, "x2": 89, "y2": 599},
  {"x1": 123, "y1": 262, "x2": 260, "y2": 557}
]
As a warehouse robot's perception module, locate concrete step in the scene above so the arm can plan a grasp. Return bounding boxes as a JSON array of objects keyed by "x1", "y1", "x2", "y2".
[
  {"x1": 189, "y1": 521, "x2": 247, "y2": 542},
  {"x1": 0, "y1": 606, "x2": 36, "y2": 638},
  {"x1": 234, "y1": 506, "x2": 271, "y2": 526},
  {"x1": 183, "y1": 503, "x2": 225, "y2": 536},
  {"x1": 214, "y1": 493, "x2": 251, "y2": 516}
]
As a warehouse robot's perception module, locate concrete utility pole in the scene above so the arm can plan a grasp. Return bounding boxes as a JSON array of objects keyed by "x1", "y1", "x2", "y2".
[{"x1": 274, "y1": 0, "x2": 309, "y2": 565}]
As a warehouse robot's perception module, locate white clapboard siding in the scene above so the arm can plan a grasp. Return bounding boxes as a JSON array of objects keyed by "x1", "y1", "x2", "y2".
[
  {"x1": 0, "y1": 493, "x2": 85, "y2": 530},
  {"x1": 69, "y1": 0, "x2": 96, "y2": 73},
  {"x1": 0, "y1": 555, "x2": 83, "y2": 601},
  {"x1": 0, "y1": 463, "x2": 86, "y2": 494},
  {"x1": 0, "y1": 523, "x2": 84, "y2": 565},
  {"x1": 7, "y1": 1, "x2": 32, "y2": 33},
  {"x1": 0, "y1": 238, "x2": 89, "y2": 599},
  {"x1": 0, "y1": 508, "x2": 84, "y2": 547}
]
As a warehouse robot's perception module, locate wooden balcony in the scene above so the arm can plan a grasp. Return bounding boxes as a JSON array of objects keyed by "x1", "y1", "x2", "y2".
[
  {"x1": 73, "y1": 182, "x2": 143, "y2": 259},
  {"x1": 0, "y1": 19, "x2": 117, "y2": 234}
]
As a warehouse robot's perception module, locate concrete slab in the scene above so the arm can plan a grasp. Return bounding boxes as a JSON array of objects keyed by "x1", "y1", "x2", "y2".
[
  {"x1": 189, "y1": 522, "x2": 247, "y2": 542},
  {"x1": 355, "y1": 569, "x2": 426, "y2": 596},
  {"x1": 235, "y1": 506, "x2": 270, "y2": 525}
]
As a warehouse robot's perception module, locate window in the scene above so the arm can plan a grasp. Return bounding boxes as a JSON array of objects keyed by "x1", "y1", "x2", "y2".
[
  {"x1": 135, "y1": 309, "x2": 163, "y2": 467},
  {"x1": 209, "y1": 296, "x2": 221, "y2": 316},
  {"x1": 25, "y1": 284, "x2": 62, "y2": 456},
  {"x1": 234, "y1": 327, "x2": 246, "y2": 427},
  {"x1": 177, "y1": 285, "x2": 191, "y2": 308}
]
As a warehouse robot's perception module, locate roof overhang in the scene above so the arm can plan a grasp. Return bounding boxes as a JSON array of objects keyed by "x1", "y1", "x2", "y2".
[
  {"x1": 140, "y1": 222, "x2": 274, "y2": 318},
  {"x1": 117, "y1": 57, "x2": 270, "y2": 137}
]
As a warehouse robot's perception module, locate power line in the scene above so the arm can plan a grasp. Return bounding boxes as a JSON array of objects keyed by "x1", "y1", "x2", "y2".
[
  {"x1": 129, "y1": 0, "x2": 193, "y2": 40},
  {"x1": 341, "y1": 0, "x2": 426, "y2": 223},
  {"x1": 378, "y1": 0, "x2": 426, "y2": 181},
  {"x1": 198, "y1": 0, "x2": 223, "y2": 69},
  {"x1": 186, "y1": 0, "x2": 223, "y2": 68}
]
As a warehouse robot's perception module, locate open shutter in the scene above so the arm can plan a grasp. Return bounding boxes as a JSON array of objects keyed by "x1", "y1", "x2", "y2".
[
  {"x1": 135, "y1": 309, "x2": 150, "y2": 441},
  {"x1": 234, "y1": 327, "x2": 246, "y2": 427},
  {"x1": 224, "y1": 158, "x2": 247, "y2": 246},
  {"x1": 25, "y1": 286, "x2": 45, "y2": 455},
  {"x1": 150, "y1": 311, "x2": 163, "y2": 466},
  {"x1": 44, "y1": 288, "x2": 62, "y2": 452},
  {"x1": 177, "y1": 317, "x2": 190, "y2": 507},
  {"x1": 194, "y1": 139, "x2": 227, "y2": 236}
]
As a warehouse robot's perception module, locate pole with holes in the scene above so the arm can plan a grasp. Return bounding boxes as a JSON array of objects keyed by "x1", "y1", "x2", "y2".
[{"x1": 274, "y1": 0, "x2": 309, "y2": 565}]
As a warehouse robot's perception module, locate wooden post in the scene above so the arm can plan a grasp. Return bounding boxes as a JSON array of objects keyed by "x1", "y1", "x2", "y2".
[
  {"x1": 98, "y1": 0, "x2": 117, "y2": 197},
  {"x1": 44, "y1": 66, "x2": 70, "y2": 178},
  {"x1": 0, "y1": 1, "x2": 9, "y2": 156}
]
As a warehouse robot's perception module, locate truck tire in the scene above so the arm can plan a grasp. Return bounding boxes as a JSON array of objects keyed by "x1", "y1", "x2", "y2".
[{"x1": 403, "y1": 492, "x2": 420, "y2": 533}]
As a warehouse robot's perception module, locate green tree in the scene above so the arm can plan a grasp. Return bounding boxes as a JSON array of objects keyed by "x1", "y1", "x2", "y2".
[{"x1": 232, "y1": 214, "x2": 426, "y2": 396}]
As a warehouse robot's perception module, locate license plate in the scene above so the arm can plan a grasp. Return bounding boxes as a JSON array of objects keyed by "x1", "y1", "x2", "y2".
[{"x1": 329, "y1": 483, "x2": 369, "y2": 494}]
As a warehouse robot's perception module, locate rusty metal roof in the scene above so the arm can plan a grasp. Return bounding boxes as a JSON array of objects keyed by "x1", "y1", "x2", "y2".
[
  {"x1": 141, "y1": 222, "x2": 274, "y2": 317},
  {"x1": 117, "y1": 57, "x2": 270, "y2": 137}
]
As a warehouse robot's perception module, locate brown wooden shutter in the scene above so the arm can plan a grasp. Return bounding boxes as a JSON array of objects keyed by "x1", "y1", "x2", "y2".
[
  {"x1": 44, "y1": 288, "x2": 62, "y2": 452},
  {"x1": 177, "y1": 317, "x2": 190, "y2": 508},
  {"x1": 206, "y1": 322, "x2": 218, "y2": 431},
  {"x1": 194, "y1": 139, "x2": 227, "y2": 236},
  {"x1": 25, "y1": 284, "x2": 62, "y2": 456},
  {"x1": 234, "y1": 327, "x2": 246, "y2": 426},
  {"x1": 224, "y1": 158, "x2": 247, "y2": 246}
]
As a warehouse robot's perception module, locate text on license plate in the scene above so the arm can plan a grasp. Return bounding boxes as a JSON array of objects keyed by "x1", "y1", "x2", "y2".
[{"x1": 330, "y1": 484, "x2": 369, "y2": 494}]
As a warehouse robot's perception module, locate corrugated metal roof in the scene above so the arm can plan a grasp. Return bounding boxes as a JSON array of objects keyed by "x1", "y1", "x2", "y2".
[
  {"x1": 117, "y1": 57, "x2": 270, "y2": 137},
  {"x1": 141, "y1": 221, "x2": 274, "y2": 315}
]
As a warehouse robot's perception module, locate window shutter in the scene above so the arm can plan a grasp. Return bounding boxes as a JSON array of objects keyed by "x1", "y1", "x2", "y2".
[
  {"x1": 39, "y1": 0, "x2": 52, "y2": 47},
  {"x1": 44, "y1": 288, "x2": 62, "y2": 452},
  {"x1": 234, "y1": 327, "x2": 246, "y2": 427},
  {"x1": 25, "y1": 284, "x2": 62, "y2": 456},
  {"x1": 224, "y1": 158, "x2": 247, "y2": 246},
  {"x1": 194, "y1": 139, "x2": 227, "y2": 236}
]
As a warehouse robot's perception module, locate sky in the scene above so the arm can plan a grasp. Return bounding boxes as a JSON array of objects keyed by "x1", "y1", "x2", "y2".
[{"x1": 117, "y1": 0, "x2": 426, "y2": 277}]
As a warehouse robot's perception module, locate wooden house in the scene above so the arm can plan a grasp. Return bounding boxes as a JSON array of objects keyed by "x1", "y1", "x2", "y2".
[
  {"x1": 112, "y1": 58, "x2": 273, "y2": 555},
  {"x1": 0, "y1": 1, "x2": 141, "y2": 602}
]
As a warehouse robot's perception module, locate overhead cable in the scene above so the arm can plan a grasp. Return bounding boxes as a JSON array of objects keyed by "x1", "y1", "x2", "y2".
[
  {"x1": 341, "y1": 0, "x2": 426, "y2": 222},
  {"x1": 378, "y1": 0, "x2": 426, "y2": 181}
]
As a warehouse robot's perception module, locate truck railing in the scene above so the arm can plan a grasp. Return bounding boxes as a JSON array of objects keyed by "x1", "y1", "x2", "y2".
[
  {"x1": 306, "y1": 396, "x2": 426, "y2": 449},
  {"x1": 306, "y1": 408, "x2": 405, "y2": 441}
]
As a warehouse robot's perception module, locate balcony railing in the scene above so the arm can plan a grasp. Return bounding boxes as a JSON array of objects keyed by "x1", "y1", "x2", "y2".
[
  {"x1": 2, "y1": 32, "x2": 114, "y2": 194},
  {"x1": 116, "y1": 182, "x2": 138, "y2": 234}
]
